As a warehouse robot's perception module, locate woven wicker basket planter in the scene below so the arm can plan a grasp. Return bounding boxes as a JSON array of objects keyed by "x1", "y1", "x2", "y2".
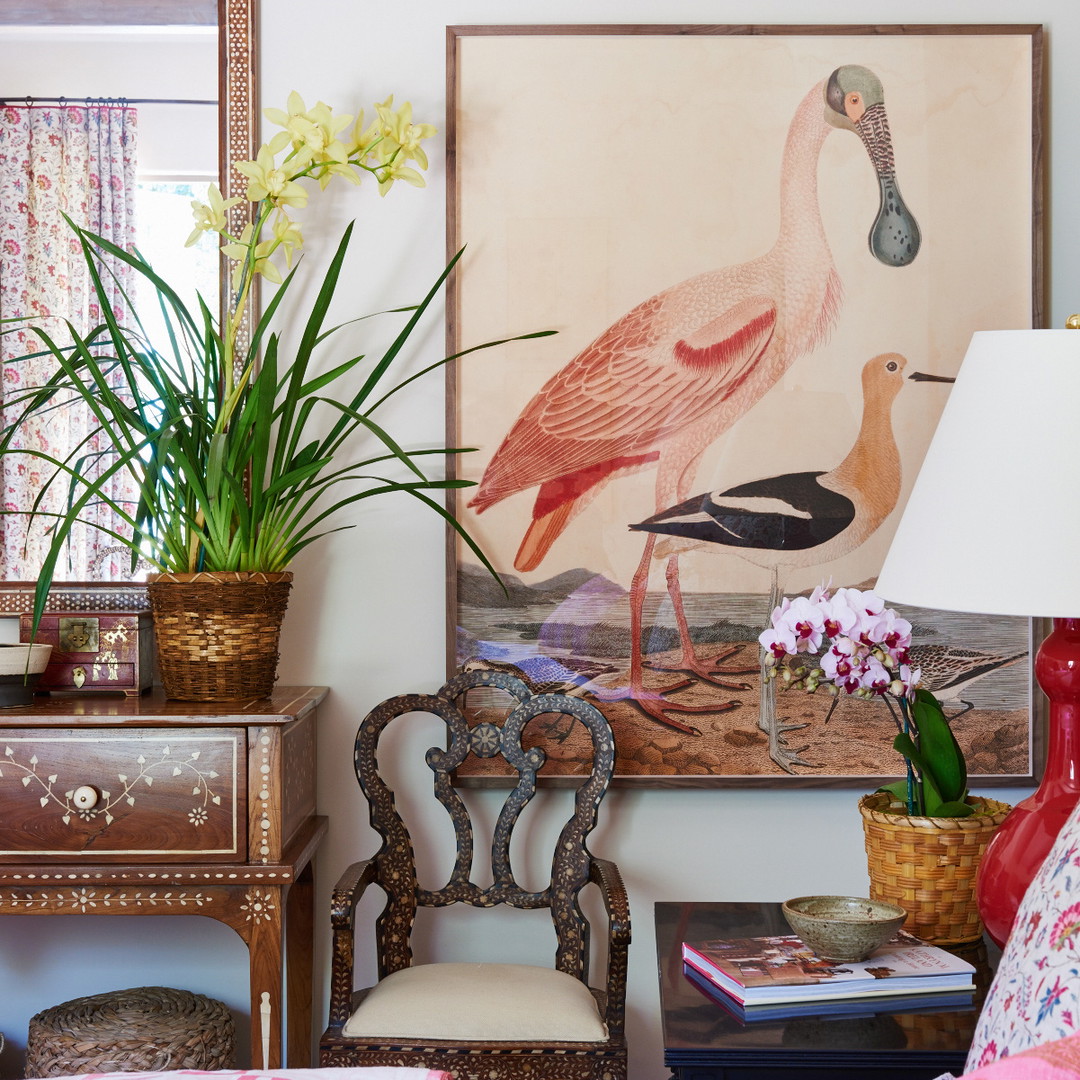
[
  {"x1": 147, "y1": 571, "x2": 292, "y2": 701},
  {"x1": 25, "y1": 985, "x2": 234, "y2": 1077},
  {"x1": 859, "y1": 791, "x2": 1012, "y2": 945}
]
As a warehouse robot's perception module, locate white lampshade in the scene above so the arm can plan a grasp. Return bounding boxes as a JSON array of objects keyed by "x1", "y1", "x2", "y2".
[{"x1": 875, "y1": 329, "x2": 1080, "y2": 619}]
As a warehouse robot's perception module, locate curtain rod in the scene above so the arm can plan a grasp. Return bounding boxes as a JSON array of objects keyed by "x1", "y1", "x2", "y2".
[{"x1": 0, "y1": 96, "x2": 216, "y2": 106}]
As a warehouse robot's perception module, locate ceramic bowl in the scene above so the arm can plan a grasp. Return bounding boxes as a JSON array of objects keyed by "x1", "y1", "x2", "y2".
[
  {"x1": 781, "y1": 895, "x2": 907, "y2": 963},
  {"x1": 0, "y1": 643, "x2": 53, "y2": 707}
]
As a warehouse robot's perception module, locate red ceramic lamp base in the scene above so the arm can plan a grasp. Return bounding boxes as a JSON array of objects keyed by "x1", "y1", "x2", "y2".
[
  {"x1": 976, "y1": 792, "x2": 1080, "y2": 947},
  {"x1": 975, "y1": 618, "x2": 1080, "y2": 947}
]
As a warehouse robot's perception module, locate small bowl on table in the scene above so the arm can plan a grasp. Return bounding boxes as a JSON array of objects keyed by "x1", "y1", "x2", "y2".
[
  {"x1": 782, "y1": 895, "x2": 907, "y2": 963},
  {"x1": 0, "y1": 643, "x2": 52, "y2": 707}
]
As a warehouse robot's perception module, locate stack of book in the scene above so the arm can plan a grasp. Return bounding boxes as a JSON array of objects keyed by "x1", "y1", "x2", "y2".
[{"x1": 682, "y1": 929, "x2": 977, "y2": 1023}]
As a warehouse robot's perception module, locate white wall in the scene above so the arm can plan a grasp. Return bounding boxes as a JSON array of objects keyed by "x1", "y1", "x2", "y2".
[{"x1": 2, "y1": 2, "x2": 1077, "y2": 1078}]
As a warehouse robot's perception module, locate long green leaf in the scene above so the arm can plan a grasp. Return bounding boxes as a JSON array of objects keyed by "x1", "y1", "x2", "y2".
[
  {"x1": 271, "y1": 225, "x2": 355, "y2": 480},
  {"x1": 911, "y1": 689, "x2": 967, "y2": 804},
  {"x1": 364, "y1": 329, "x2": 558, "y2": 416}
]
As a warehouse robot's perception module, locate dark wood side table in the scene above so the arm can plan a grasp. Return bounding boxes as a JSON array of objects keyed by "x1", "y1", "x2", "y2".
[
  {"x1": 656, "y1": 901, "x2": 995, "y2": 1080},
  {"x1": 0, "y1": 687, "x2": 329, "y2": 1070}
]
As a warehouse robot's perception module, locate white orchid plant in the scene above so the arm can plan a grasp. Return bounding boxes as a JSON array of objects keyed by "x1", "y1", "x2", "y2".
[
  {"x1": 2, "y1": 91, "x2": 550, "y2": 640},
  {"x1": 759, "y1": 585, "x2": 973, "y2": 818}
]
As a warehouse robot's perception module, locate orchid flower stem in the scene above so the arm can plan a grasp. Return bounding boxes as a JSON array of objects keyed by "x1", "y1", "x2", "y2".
[{"x1": 899, "y1": 696, "x2": 916, "y2": 815}]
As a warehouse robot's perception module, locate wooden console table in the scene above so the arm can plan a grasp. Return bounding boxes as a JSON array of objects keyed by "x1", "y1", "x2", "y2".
[{"x1": 0, "y1": 687, "x2": 329, "y2": 1070}]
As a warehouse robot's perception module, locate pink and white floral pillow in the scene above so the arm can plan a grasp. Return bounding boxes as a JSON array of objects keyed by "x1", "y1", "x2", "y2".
[
  {"x1": 958, "y1": 1031, "x2": 1080, "y2": 1079},
  {"x1": 966, "y1": 798, "x2": 1080, "y2": 1071}
]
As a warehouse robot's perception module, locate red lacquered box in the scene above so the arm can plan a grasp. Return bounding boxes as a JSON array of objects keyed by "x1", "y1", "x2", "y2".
[{"x1": 19, "y1": 612, "x2": 153, "y2": 696}]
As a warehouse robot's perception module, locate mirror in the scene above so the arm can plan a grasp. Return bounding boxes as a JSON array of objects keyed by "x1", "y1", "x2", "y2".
[{"x1": 0, "y1": 0, "x2": 257, "y2": 612}]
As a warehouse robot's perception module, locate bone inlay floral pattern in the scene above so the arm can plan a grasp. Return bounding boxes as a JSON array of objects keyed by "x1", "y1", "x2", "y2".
[
  {"x1": 0, "y1": 888, "x2": 214, "y2": 912},
  {"x1": 1, "y1": 738, "x2": 228, "y2": 828}
]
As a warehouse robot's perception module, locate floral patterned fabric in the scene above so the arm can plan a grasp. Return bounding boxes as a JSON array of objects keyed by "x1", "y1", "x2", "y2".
[
  {"x1": 936, "y1": 1030, "x2": 1080, "y2": 1079},
  {"x1": 966, "y1": 798, "x2": 1080, "y2": 1071},
  {"x1": 0, "y1": 103, "x2": 137, "y2": 580}
]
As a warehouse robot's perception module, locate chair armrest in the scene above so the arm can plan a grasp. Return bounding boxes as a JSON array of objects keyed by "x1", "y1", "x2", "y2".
[
  {"x1": 590, "y1": 857, "x2": 631, "y2": 1037},
  {"x1": 330, "y1": 858, "x2": 379, "y2": 927},
  {"x1": 327, "y1": 858, "x2": 379, "y2": 1028}
]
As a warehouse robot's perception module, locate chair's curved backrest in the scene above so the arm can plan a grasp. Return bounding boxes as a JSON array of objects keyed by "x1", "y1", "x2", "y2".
[{"x1": 353, "y1": 668, "x2": 616, "y2": 982}]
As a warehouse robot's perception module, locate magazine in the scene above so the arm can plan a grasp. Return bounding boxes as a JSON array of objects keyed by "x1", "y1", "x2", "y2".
[
  {"x1": 683, "y1": 962, "x2": 977, "y2": 1023},
  {"x1": 681, "y1": 929, "x2": 976, "y2": 1006}
]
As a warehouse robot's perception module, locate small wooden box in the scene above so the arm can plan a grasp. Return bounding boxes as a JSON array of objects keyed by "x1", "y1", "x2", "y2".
[{"x1": 19, "y1": 611, "x2": 154, "y2": 696}]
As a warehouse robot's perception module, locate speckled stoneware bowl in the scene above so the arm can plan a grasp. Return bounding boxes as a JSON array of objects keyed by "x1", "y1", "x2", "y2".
[{"x1": 782, "y1": 895, "x2": 907, "y2": 963}]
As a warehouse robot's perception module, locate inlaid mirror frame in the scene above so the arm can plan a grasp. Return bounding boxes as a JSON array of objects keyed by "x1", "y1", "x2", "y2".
[{"x1": 0, "y1": 0, "x2": 258, "y2": 614}]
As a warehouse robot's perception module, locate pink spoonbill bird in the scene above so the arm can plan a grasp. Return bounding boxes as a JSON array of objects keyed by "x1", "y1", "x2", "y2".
[{"x1": 468, "y1": 66, "x2": 921, "y2": 733}]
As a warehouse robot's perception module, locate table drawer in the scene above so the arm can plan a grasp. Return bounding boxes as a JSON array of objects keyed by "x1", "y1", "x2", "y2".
[
  {"x1": 42, "y1": 662, "x2": 139, "y2": 691},
  {"x1": 0, "y1": 728, "x2": 246, "y2": 862}
]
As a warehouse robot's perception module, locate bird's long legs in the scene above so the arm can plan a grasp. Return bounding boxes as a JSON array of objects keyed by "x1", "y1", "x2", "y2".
[
  {"x1": 758, "y1": 566, "x2": 815, "y2": 772},
  {"x1": 590, "y1": 534, "x2": 738, "y2": 734},
  {"x1": 641, "y1": 554, "x2": 756, "y2": 691}
]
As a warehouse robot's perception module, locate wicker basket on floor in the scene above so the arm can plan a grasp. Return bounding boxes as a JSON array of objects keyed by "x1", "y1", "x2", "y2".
[
  {"x1": 859, "y1": 792, "x2": 1012, "y2": 945},
  {"x1": 25, "y1": 986, "x2": 235, "y2": 1077}
]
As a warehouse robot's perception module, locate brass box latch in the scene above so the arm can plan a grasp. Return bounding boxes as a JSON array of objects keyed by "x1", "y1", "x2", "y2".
[{"x1": 58, "y1": 617, "x2": 100, "y2": 653}]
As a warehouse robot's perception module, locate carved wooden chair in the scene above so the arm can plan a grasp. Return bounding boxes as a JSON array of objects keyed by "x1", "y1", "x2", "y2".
[{"x1": 319, "y1": 668, "x2": 630, "y2": 1080}]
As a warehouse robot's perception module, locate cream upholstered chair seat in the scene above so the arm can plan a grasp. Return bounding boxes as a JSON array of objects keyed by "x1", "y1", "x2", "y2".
[
  {"x1": 341, "y1": 963, "x2": 609, "y2": 1043},
  {"x1": 319, "y1": 669, "x2": 630, "y2": 1080}
]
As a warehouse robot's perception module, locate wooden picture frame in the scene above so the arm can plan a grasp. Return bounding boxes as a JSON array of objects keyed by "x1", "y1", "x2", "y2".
[
  {"x1": 446, "y1": 24, "x2": 1045, "y2": 787},
  {"x1": 0, "y1": 0, "x2": 256, "y2": 598}
]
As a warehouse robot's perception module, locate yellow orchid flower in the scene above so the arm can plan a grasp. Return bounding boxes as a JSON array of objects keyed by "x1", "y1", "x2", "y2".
[
  {"x1": 313, "y1": 160, "x2": 362, "y2": 190},
  {"x1": 271, "y1": 211, "x2": 304, "y2": 268},
  {"x1": 235, "y1": 146, "x2": 309, "y2": 208},
  {"x1": 374, "y1": 97, "x2": 436, "y2": 170},
  {"x1": 304, "y1": 100, "x2": 353, "y2": 161},
  {"x1": 185, "y1": 184, "x2": 241, "y2": 247},
  {"x1": 222, "y1": 223, "x2": 283, "y2": 287},
  {"x1": 263, "y1": 90, "x2": 308, "y2": 136},
  {"x1": 218, "y1": 94, "x2": 433, "y2": 307},
  {"x1": 266, "y1": 91, "x2": 353, "y2": 168},
  {"x1": 376, "y1": 160, "x2": 426, "y2": 197},
  {"x1": 221, "y1": 223, "x2": 256, "y2": 287},
  {"x1": 251, "y1": 240, "x2": 283, "y2": 284},
  {"x1": 346, "y1": 108, "x2": 382, "y2": 162}
]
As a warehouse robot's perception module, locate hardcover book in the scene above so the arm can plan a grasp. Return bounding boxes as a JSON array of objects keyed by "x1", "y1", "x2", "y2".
[
  {"x1": 683, "y1": 962, "x2": 977, "y2": 1023},
  {"x1": 681, "y1": 930, "x2": 976, "y2": 1006}
]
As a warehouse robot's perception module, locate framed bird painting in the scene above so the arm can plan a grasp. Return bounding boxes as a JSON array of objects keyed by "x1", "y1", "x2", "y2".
[{"x1": 446, "y1": 23, "x2": 1044, "y2": 787}]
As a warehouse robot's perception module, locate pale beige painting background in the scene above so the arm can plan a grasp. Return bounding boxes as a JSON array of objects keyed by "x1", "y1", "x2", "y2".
[{"x1": 452, "y1": 30, "x2": 1033, "y2": 596}]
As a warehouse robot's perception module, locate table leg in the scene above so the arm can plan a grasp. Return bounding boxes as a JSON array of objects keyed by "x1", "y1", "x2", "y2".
[
  {"x1": 245, "y1": 885, "x2": 286, "y2": 1069},
  {"x1": 286, "y1": 861, "x2": 315, "y2": 1066}
]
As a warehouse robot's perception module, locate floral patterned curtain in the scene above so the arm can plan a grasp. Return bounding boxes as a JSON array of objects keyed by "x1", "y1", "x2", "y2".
[{"x1": 0, "y1": 102, "x2": 138, "y2": 581}]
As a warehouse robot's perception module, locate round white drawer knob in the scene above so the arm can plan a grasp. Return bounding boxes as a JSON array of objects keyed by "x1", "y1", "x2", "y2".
[{"x1": 72, "y1": 785, "x2": 99, "y2": 810}]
